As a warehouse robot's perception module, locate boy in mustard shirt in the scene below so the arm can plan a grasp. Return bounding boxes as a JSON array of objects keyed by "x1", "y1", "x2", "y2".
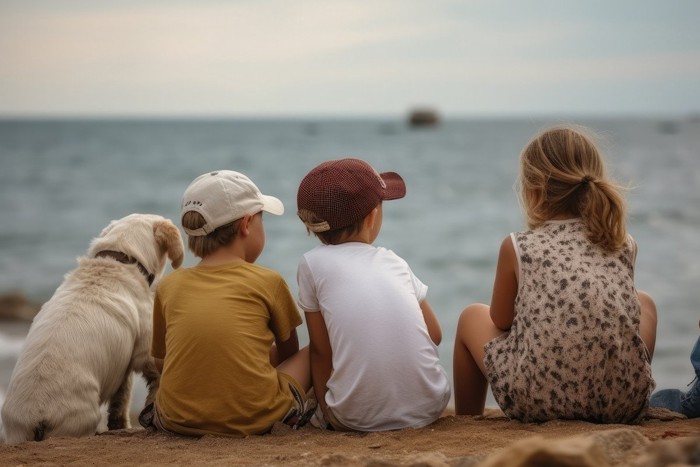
[{"x1": 141, "y1": 170, "x2": 313, "y2": 436}]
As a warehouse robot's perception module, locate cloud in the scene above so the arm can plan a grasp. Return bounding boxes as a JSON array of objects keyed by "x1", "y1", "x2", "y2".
[{"x1": 1, "y1": 0, "x2": 698, "y2": 116}]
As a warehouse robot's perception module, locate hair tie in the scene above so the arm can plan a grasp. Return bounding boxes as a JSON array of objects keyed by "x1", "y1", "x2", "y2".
[{"x1": 581, "y1": 175, "x2": 594, "y2": 185}]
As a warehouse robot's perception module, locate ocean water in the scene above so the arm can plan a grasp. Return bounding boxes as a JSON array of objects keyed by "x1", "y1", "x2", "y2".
[{"x1": 1, "y1": 117, "x2": 699, "y2": 410}]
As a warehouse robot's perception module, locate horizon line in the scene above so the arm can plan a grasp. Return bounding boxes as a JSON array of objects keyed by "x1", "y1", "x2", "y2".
[{"x1": 0, "y1": 110, "x2": 696, "y2": 122}]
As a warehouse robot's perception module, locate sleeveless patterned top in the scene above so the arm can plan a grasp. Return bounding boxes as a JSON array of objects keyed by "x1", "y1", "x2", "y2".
[{"x1": 483, "y1": 218, "x2": 654, "y2": 423}]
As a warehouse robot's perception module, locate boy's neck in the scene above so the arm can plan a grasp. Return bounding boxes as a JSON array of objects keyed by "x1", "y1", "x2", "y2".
[
  {"x1": 198, "y1": 242, "x2": 249, "y2": 266},
  {"x1": 335, "y1": 229, "x2": 373, "y2": 245},
  {"x1": 334, "y1": 208, "x2": 380, "y2": 245}
]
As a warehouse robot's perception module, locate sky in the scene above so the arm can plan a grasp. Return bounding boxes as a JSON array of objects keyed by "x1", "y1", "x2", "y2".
[{"x1": 1, "y1": 0, "x2": 699, "y2": 118}]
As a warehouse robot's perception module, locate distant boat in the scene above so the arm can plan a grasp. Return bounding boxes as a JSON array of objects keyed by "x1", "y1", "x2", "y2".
[
  {"x1": 658, "y1": 120, "x2": 679, "y2": 134},
  {"x1": 408, "y1": 108, "x2": 440, "y2": 128}
]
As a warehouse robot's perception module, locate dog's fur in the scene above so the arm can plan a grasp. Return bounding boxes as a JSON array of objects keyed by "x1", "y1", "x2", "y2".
[{"x1": 0, "y1": 214, "x2": 183, "y2": 444}]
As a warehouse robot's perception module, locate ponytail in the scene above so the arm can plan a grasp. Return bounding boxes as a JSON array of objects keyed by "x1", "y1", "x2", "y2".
[
  {"x1": 579, "y1": 177, "x2": 627, "y2": 252},
  {"x1": 519, "y1": 126, "x2": 628, "y2": 252}
]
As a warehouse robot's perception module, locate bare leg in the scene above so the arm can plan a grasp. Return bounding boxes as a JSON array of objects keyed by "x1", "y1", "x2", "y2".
[
  {"x1": 276, "y1": 346, "x2": 311, "y2": 391},
  {"x1": 638, "y1": 290, "x2": 657, "y2": 360},
  {"x1": 453, "y1": 304, "x2": 505, "y2": 415},
  {"x1": 107, "y1": 372, "x2": 133, "y2": 430}
]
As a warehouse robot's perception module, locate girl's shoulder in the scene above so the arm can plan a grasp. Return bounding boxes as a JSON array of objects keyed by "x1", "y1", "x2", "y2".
[{"x1": 515, "y1": 218, "x2": 585, "y2": 236}]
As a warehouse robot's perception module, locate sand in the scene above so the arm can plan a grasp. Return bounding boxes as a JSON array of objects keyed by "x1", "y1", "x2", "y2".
[
  {"x1": 1, "y1": 408, "x2": 698, "y2": 466},
  {"x1": 2, "y1": 296, "x2": 698, "y2": 465}
]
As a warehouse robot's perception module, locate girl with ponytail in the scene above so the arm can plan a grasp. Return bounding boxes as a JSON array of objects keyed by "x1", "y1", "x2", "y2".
[{"x1": 453, "y1": 125, "x2": 657, "y2": 423}]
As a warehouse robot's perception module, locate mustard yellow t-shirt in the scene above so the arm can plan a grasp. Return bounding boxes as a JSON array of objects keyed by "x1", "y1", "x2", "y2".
[{"x1": 151, "y1": 261, "x2": 302, "y2": 437}]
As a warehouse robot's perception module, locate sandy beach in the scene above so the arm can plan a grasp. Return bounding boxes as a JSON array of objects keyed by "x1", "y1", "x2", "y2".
[
  {"x1": 0, "y1": 407, "x2": 697, "y2": 466},
  {"x1": 2, "y1": 298, "x2": 699, "y2": 465}
]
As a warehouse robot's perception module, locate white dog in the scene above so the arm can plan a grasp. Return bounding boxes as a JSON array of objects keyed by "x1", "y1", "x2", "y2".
[{"x1": 1, "y1": 213, "x2": 183, "y2": 444}]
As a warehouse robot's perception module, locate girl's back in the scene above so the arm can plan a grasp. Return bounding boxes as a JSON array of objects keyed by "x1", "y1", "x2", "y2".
[{"x1": 485, "y1": 219, "x2": 654, "y2": 423}]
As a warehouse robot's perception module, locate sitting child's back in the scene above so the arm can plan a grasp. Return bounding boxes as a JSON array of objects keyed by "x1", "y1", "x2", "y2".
[
  {"x1": 485, "y1": 219, "x2": 652, "y2": 422},
  {"x1": 154, "y1": 260, "x2": 301, "y2": 435},
  {"x1": 299, "y1": 241, "x2": 450, "y2": 430},
  {"x1": 297, "y1": 158, "x2": 450, "y2": 431},
  {"x1": 148, "y1": 170, "x2": 311, "y2": 437}
]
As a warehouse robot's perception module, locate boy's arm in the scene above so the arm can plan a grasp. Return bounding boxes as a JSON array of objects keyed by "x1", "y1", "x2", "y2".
[
  {"x1": 420, "y1": 300, "x2": 442, "y2": 345},
  {"x1": 151, "y1": 292, "x2": 167, "y2": 372},
  {"x1": 305, "y1": 311, "x2": 333, "y2": 416},
  {"x1": 275, "y1": 328, "x2": 300, "y2": 364}
]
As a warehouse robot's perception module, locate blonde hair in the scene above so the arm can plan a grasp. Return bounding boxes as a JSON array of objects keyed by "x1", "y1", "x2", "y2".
[
  {"x1": 517, "y1": 125, "x2": 627, "y2": 252},
  {"x1": 298, "y1": 209, "x2": 364, "y2": 245},
  {"x1": 182, "y1": 211, "x2": 242, "y2": 258}
]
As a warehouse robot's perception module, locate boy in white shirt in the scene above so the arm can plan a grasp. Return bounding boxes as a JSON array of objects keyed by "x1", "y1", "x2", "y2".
[{"x1": 296, "y1": 158, "x2": 450, "y2": 431}]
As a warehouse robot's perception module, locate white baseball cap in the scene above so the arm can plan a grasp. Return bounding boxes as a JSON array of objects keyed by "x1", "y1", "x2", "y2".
[{"x1": 181, "y1": 170, "x2": 284, "y2": 237}]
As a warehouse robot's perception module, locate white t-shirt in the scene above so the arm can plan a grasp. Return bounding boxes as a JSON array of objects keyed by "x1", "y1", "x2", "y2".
[{"x1": 297, "y1": 242, "x2": 450, "y2": 431}]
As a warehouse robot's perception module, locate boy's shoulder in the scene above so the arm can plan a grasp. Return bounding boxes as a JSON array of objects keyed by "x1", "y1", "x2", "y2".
[
  {"x1": 157, "y1": 265, "x2": 188, "y2": 286},
  {"x1": 157, "y1": 262, "x2": 285, "y2": 289},
  {"x1": 156, "y1": 266, "x2": 196, "y2": 295},
  {"x1": 241, "y1": 261, "x2": 285, "y2": 280},
  {"x1": 304, "y1": 243, "x2": 408, "y2": 268}
]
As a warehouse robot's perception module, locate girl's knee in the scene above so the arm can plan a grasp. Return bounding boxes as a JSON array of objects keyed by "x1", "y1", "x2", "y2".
[
  {"x1": 456, "y1": 303, "x2": 495, "y2": 347},
  {"x1": 458, "y1": 303, "x2": 489, "y2": 327}
]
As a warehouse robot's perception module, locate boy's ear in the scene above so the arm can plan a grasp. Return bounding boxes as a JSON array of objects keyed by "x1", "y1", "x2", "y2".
[
  {"x1": 238, "y1": 213, "x2": 252, "y2": 237},
  {"x1": 365, "y1": 207, "x2": 379, "y2": 229}
]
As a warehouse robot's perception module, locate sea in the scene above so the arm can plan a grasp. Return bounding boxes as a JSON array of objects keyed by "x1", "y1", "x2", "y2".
[{"x1": 1, "y1": 117, "x2": 699, "y2": 411}]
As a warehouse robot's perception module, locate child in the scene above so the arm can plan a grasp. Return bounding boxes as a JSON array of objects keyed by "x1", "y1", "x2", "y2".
[
  {"x1": 143, "y1": 170, "x2": 313, "y2": 437},
  {"x1": 650, "y1": 320, "x2": 700, "y2": 418},
  {"x1": 453, "y1": 126, "x2": 657, "y2": 423},
  {"x1": 296, "y1": 158, "x2": 450, "y2": 431}
]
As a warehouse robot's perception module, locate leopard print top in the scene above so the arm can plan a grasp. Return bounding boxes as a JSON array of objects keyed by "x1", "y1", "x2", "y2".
[{"x1": 483, "y1": 218, "x2": 654, "y2": 423}]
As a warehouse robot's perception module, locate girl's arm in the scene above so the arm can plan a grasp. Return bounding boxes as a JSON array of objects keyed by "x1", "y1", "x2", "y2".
[
  {"x1": 420, "y1": 299, "x2": 442, "y2": 345},
  {"x1": 489, "y1": 236, "x2": 518, "y2": 331},
  {"x1": 305, "y1": 311, "x2": 333, "y2": 416}
]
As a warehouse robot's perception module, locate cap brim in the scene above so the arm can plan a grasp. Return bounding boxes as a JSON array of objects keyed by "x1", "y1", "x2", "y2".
[
  {"x1": 380, "y1": 172, "x2": 406, "y2": 200},
  {"x1": 261, "y1": 194, "x2": 285, "y2": 215}
]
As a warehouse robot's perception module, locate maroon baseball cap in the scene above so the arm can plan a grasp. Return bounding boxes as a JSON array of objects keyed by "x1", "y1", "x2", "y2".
[{"x1": 297, "y1": 158, "x2": 406, "y2": 232}]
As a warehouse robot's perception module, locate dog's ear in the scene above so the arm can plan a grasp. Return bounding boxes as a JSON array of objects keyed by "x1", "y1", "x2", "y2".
[
  {"x1": 99, "y1": 219, "x2": 119, "y2": 238},
  {"x1": 153, "y1": 220, "x2": 185, "y2": 269}
]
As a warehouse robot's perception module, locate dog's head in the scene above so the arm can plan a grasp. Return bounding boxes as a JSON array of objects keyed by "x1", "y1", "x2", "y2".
[{"x1": 87, "y1": 214, "x2": 185, "y2": 287}]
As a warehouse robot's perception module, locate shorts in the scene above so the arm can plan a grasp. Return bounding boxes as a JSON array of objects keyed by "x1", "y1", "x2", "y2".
[
  {"x1": 138, "y1": 373, "x2": 316, "y2": 433},
  {"x1": 278, "y1": 372, "x2": 317, "y2": 429},
  {"x1": 138, "y1": 401, "x2": 182, "y2": 436},
  {"x1": 309, "y1": 397, "x2": 355, "y2": 432},
  {"x1": 324, "y1": 406, "x2": 356, "y2": 432}
]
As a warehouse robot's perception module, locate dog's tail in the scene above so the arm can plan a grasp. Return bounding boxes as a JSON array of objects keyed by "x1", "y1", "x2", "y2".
[{"x1": 33, "y1": 422, "x2": 47, "y2": 441}]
